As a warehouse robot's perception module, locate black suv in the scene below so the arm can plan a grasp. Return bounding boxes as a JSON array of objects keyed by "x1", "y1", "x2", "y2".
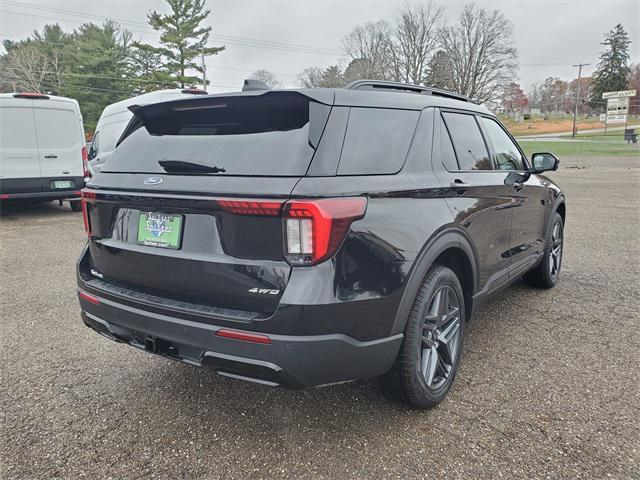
[{"x1": 77, "y1": 80, "x2": 565, "y2": 408}]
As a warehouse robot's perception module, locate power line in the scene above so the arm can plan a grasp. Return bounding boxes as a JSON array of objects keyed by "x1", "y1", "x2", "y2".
[{"x1": 1, "y1": 2, "x2": 343, "y2": 56}]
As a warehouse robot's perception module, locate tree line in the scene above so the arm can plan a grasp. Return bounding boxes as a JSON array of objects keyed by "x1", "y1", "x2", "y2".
[
  {"x1": 1, "y1": 0, "x2": 637, "y2": 131},
  {"x1": 0, "y1": 0, "x2": 224, "y2": 131}
]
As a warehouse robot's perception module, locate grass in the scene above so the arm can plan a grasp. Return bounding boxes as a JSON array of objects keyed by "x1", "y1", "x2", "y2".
[{"x1": 518, "y1": 139, "x2": 640, "y2": 157}]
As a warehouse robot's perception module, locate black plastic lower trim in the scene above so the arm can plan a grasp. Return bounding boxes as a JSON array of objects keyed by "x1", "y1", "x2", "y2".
[{"x1": 79, "y1": 292, "x2": 403, "y2": 388}]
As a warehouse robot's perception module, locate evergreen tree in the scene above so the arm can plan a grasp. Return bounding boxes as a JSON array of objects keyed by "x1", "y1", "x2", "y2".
[
  {"x1": 590, "y1": 23, "x2": 631, "y2": 108},
  {"x1": 135, "y1": 0, "x2": 224, "y2": 88}
]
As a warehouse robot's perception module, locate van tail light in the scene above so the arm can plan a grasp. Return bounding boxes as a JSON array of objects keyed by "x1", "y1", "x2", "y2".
[
  {"x1": 282, "y1": 197, "x2": 367, "y2": 266},
  {"x1": 81, "y1": 189, "x2": 96, "y2": 237},
  {"x1": 82, "y1": 146, "x2": 91, "y2": 180}
]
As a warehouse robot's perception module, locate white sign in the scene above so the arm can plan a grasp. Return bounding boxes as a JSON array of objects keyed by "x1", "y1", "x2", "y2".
[
  {"x1": 606, "y1": 114, "x2": 627, "y2": 124},
  {"x1": 600, "y1": 114, "x2": 607, "y2": 122},
  {"x1": 602, "y1": 90, "x2": 636, "y2": 99},
  {"x1": 607, "y1": 97, "x2": 629, "y2": 115}
]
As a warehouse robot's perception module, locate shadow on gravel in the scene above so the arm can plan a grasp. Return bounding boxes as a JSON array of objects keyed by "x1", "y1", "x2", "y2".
[{"x1": 0, "y1": 200, "x2": 81, "y2": 218}]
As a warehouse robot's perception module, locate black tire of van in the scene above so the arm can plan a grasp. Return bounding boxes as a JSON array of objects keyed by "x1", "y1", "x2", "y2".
[{"x1": 70, "y1": 200, "x2": 83, "y2": 212}]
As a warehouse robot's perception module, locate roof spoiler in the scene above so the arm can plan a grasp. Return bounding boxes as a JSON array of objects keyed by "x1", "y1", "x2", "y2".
[{"x1": 242, "y1": 79, "x2": 272, "y2": 92}]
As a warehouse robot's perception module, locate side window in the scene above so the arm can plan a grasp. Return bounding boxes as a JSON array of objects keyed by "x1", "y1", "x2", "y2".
[
  {"x1": 481, "y1": 117, "x2": 525, "y2": 171},
  {"x1": 338, "y1": 107, "x2": 420, "y2": 175},
  {"x1": 88, "y1": 131, "x2": 99, "y2": 160},
  {"x1": 442, "y1": 112, "x2": 492, "y2": 171},
  {"x1": 439, "y1": 117, "x2": 459, "y2": 171}
]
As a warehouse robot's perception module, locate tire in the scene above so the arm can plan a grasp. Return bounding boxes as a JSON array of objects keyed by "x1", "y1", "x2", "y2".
[
  {"x1": 524, "y1": 212, "x2": 563, "y2": 289},
  {"x1": 380, "y1": 265, "x2": 465, "y2": 409},
  {"x1": 70, "y1": 200, "x2": 83, "y2": 212}
]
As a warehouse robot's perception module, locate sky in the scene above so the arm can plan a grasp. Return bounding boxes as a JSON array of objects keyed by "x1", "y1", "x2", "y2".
[{"x1": 0, "y1": 0, "x2": 638, "y2": 94}]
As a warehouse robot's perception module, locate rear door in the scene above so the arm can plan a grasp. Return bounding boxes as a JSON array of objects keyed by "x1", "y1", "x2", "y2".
[
  {"x1": 34, "y1": 102, "x2": 84, "y2": 179},
  {"x1": 0, "y1": 100, "x2": 42, "y2": 188},
  {"x1": 85, "y1": 91, "x2": 331, "y2": 316},
  {"x1": 433, "y1": 110, "x2": 515, "y2": 293}
]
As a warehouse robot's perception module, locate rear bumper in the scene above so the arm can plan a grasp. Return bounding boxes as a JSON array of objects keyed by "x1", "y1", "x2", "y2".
[
  {"x1": 0, "y1": 176, "x2": 83, "y2": 200},
  {"x1": 79, "y1": 291, "x2": 402, "y2": 388}
]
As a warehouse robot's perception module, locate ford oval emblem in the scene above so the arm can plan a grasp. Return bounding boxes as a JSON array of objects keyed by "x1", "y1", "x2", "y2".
[{"x1": 143, "y1": 176, "x2": 163, "y2": 185}]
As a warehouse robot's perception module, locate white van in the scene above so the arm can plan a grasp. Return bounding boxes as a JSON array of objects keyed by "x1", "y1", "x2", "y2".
[
  {"x1": 0, "y1": 92, "x2": 87, "y2": 210},
  {"x1": 88, "y1": 88, "x2": 208, "y2": 174}
]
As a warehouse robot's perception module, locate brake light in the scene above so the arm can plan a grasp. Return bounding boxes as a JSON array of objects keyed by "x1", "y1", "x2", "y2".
[
  {"x1": 13, "y1": 92, "x2": 49, "y2": 99},
  {"x1": 181, "y1": 88, "x2": 208, "y2": 95},
  {"x1": 82, "y1": 146, "x2": 90, "y2": 180},
  {"x1": 217, "y1": 200, "x2": 282, "y2": 216},
  {"x1": 81, "y1": 189, "x2": 96, "y2": 237},
  {"x1": 283, "y1": 197, "x2": 367, "y2": 265}
]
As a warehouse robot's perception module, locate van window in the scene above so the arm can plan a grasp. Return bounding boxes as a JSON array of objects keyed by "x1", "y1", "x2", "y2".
[
  {"x1": 338, "y1": 107, "x2": 419, "y2": 175},
  {"x1": 88, "y1": 131, "x2": 100, "y2": 160},
  {"x1": 0, "y1": 107, "x2": 37, "y2": 148},
  {"x1": 34, "y1": 109, "x2": 79, "y2": 149},
  {"x1": 104, "y1": 92, "x2": 324, "y2": 176},
  {"x1": 442, "y1": 112, "x2": 492, "y2": 171},
  {"x1": 100, "y1": 120, "x2": 129, "y2": 154},
  {"x1": 480, "y1": 117, "x2": 525, "y2": 171}
]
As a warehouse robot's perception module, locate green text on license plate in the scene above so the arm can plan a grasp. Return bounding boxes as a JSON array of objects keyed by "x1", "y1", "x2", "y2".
[
  {"x1": 137, "y1": 212, "x2": 183, "y2": 249},
  {"x1": 52, "y1": 180, "x2": 73, "y2": 189}
]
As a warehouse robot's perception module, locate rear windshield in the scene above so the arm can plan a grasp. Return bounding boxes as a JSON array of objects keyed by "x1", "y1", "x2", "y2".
[{"x1": 103, "y1": 92, "x2": 326, "y2": 176}]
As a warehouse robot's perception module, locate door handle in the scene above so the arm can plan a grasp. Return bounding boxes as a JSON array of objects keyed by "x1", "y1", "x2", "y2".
[
  {"x1": 44, "y1": 154, "x2": 58, "y2": 159},
  {"x1": 450, "y1": 179, "x2": 471, "y2": 194}
]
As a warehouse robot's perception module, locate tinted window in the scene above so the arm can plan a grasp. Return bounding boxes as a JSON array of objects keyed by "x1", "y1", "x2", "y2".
[
  {"x1": 338, "y1": 107, "x2": 419, "y2": 175},
  {"x1": 34, "y1": 108, "x2": 79, "y2": 149},
  {"x1": 0, "y1": 107, "x2": 36, "y2": 148},
  {"x1": 442, "y1": 112, "x2": 492, "y2": 171},
  {"x1": 481, "y1": 117, "x2": 525, "y2": 171},
  {"x1": 88, "y1": 131, "x2": 99, "y2": 159},
  {"x1": 105, "y1": 92, "x2": 324, "y2": 176},
  {"x1": 439, "y1": 118, "x2": 458, "y2": 171}
]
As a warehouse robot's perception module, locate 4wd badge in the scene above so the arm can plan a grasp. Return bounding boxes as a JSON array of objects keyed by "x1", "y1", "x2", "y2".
[{"x1": 248, "y1": 288, "x2": 280, "y2": 295}]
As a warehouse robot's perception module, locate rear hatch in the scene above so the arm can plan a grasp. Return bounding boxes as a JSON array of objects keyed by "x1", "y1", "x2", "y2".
[{"x1": 83, "y1": 90, "x2": 333, "y2": 317}]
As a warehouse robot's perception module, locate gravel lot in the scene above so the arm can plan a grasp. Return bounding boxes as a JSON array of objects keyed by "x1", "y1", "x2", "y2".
[{"x1": 1, "y1": 156, "x2": 639, "y2": 479}]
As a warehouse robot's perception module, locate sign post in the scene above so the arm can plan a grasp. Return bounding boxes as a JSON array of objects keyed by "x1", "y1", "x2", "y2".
[{"x1": 602, "y1": 90, "x2": 636, "y2": 135}]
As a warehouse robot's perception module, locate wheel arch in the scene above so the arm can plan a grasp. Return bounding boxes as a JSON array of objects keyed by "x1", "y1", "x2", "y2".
[{"x1": 390, "y1": 229, "x2": 478, "y2": 335}]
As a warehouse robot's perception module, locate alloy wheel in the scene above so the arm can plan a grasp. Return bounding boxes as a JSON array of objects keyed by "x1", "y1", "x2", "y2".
[
  {"x1": 549, "y1": 221, "x2": 563, "y2": 278},
  {"x1": 420, "y1": 285, "x2": 462, "y2": 390}
]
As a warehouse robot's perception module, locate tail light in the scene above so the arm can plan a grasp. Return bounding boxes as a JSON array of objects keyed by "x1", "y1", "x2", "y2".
[
  {"x1": 282, "y1": 197, "x2": 367, "y2": 265},
  {"x1": 82, "y1": 146, "x2": 91, "y2": 180},
  {"x1": 81, "y1": 189, "x2": 96, "y2": 237}
]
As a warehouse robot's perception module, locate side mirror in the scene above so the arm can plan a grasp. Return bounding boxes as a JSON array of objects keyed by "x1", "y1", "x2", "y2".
[{"x1": 530, "y1": 152, "x2": 559, "y2": 173}]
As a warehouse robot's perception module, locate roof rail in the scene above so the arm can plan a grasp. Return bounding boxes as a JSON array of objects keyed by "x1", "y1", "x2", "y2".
[{"x1": 344, "y1": 80, "x2": 470, "y2": 103}]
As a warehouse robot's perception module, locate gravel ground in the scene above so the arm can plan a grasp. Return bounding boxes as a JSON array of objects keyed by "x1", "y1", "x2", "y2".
[{"x1": 1, "y1": 156, "x2": 639, "y2": 479}]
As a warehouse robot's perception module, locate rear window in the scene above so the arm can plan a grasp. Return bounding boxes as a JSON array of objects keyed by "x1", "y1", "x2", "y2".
[
  {"x1": 34, "y1": 108, "x2": 79, "y2": 149},
  {"x1": 104, "y1": 92, "x2": 327, "y2": 176},
  {"x1": 337, "y1": 107, "x2": 419, "y2": 175},
  {"x1": 0, "y1": 107, "x2": 37, "y2": 149}
]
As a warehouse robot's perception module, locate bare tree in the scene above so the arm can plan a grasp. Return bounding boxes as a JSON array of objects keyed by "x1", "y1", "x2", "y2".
[
  {"x1": 393, "y1": 2, "x2": 444, "y2": 84},
  {"x1": 297, "y1": 67, "x2": 324, "y2": 88},
  {"x1": 249, "y1": 69, "x2": 283, "y2": 89},
  {"x1": 1, "y1": 43, "x2": 51, "y2": 93},
  {"x1": 297, "y1": 65, "x2": 344, "y2": 88},
  {"x1": 440, "y1": 4, "x2": 517, "y2": 103},
  {"x1": 342, "y1": 21, "x2": 395, "y2": 80}
]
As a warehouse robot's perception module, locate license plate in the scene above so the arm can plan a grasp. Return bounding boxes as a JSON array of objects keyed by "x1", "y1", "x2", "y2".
[
  {"x1": 137, "y1": 212, "x2": 183, "y2": 249},
  {"x1": 52, "y1": 180, "x2": 73, "y2": 189}
]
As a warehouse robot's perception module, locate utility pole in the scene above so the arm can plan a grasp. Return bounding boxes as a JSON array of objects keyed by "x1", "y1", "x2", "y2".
[
  {"x1": 201, "y1": 48, "x2": 207, "y2": 91},
  {"x1": 572, "y1": 63, "x2": 590, "y2": 138}
]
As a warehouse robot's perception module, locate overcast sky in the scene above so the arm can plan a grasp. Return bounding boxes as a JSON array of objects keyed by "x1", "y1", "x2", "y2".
[{"x1": 1, "y1": 0, "x2": 638, "y2": 93}]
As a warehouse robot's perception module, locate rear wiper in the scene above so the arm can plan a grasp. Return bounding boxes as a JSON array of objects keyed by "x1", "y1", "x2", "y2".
[{"x1": 158, "y1": 160, "x2": 226, "y2": 174}]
